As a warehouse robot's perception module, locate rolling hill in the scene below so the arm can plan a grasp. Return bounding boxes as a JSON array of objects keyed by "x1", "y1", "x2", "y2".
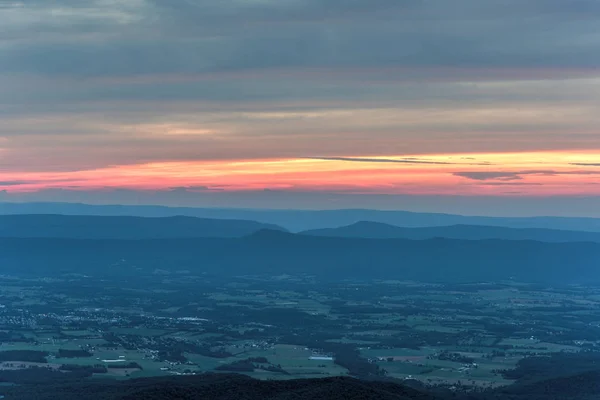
[
  {"x1": 1, "y1": 231, "x2": 598, "y2": 284},
  {"x1": 0, "y1": 214, "x2": 285, "y2": 239},
  {"x1": 301, "y1": 221, "x2": 600, "y2": 243}
]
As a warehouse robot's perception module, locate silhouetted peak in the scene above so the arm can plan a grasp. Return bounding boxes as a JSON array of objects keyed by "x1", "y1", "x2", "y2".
[{"x1": 0, "y1": 214, "x2": 286, "y2": 239}]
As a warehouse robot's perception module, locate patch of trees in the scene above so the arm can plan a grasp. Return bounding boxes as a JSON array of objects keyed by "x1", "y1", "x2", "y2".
[
  {"x1": 500, "y1": 351, "x2": 600, "y2": 385},
  {"x1": 156, "y1": 339, "x2": 232, "y2": 361},
  {"x1": 280, "y1": 334, "x2": 386, "y2": 378},
  {"x1": 0, "y1": 350, "x2": 48, "y2": 363},
  {"x1": 107, "y1": 362, "x2": 143, "y2": 370},
  {"x1": 59, "y1": 364, "x2": 107, "y2": 374},
  {"x1": 334, "y1": 349, "x2": 386, "y2": 378},
  {"x1": 157, "y1": 350, "x2": 187, "y2": 363},
  {"x1": 57, "y1": 349, "x2": 93, "y2": 358},
  {"x1": 197, "y1": 348, "x2": 232, "y2": 359},
  {"x1": 246, "y1": 357, "x2": 268, "y2": 363},
  {"x1": 333, "y1": 305, "x2": 393, "y2": 314},
  {"x1": 0, "y1": 366, "x2": 92, "y2": 385},
  {"x1": 204, "y1": 305, "x2": 332, "y2": 328},
  {"x1": 474, "y1": 370, "x2": 600, "y2": 400},
  {"x1": 537, "y1": 326, "x2": 600, "y2": 343},
  {"x1": 480, "y1": 321, "x2": 520, "y2": 337},
  {"x1": 437, "y1": 351, "x2": 475, "y2": 364},
  {"x1": 227, "y1": 329, "x2": 266, "y2": 340},
  {"x1": 258, "y1": 364, "x2": 290, "y2": 375},
  {"x1": 483, "y1": 350, "x2": 506, "y2": 360},
  {"x1": 0, "y1": 331, "x2": 35, "y2": 343},
  {"x1": 372, "y1": 330, "x2": 459, "y2": 350},
  {"x1": 214, "y1": 358, "x2": 289, "y2": 375},
  {"x1": 154, "y1": 339, "x2": 232, "y2": 363},
  {"x1": 101, "y1": 332, "x2": 122, "y2": 348},
  {"x1": 215, "y1": 360, "x2": 255, "y2": 372}
]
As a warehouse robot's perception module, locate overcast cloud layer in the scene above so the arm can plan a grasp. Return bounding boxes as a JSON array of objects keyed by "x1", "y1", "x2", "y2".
[{"x1": 1, "y1": 0, "x2": 599, "y2": 211}]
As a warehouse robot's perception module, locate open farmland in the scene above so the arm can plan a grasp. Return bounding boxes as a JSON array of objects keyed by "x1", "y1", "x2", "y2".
[{"x1": 0, "y1": 274, "x2": 598, "y2": 391}]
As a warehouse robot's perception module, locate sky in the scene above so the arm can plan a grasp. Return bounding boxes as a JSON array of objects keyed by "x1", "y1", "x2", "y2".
[{"x1": 1, "y1": 0, "x2": 600, "y2": 214}]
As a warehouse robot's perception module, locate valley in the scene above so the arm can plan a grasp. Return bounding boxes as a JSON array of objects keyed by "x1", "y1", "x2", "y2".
[{"x1": 0, "y1": 274, "x2": 598, "y2": 392}]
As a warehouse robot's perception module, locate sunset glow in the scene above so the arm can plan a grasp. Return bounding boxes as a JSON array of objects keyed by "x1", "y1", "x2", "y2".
[
  {"x1": 3, "y1": 151, "x2": 600, "y2": 196},
  {"x1": 2, "y1": 0, "x2": 600, "y2": 212}
]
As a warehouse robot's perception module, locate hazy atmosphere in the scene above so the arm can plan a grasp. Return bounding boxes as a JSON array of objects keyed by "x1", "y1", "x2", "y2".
[
  {"x1": 2, "y1": 2, "x2": 600, "y2": 399},
  {"x1": 2, "y1": 0, "x2": 600, "y2": 214}
]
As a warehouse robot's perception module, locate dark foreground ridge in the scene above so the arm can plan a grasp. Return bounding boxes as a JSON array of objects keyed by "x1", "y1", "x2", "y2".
[
  {"x1": 1, "y1": 373, "x2": 435, "y2": 400},
  {"x1": 4, "y1": 371, "x2": 600, "y2": 400}
]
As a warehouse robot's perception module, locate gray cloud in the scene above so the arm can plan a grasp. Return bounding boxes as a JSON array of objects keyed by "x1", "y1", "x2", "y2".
[
  {"x1": 0, "y1": 180, "x2": 38, "y2": 186},
  {"x1": 454, "y1": 172, "x2": 524, "y2": 181},
  {"x1": 308, "y1": 156, "x2": 459, "y2": 165},
  {"x1": 454, "y1": 170, "x2": 600, "y2": 181},
  {"x1": 478, "y1": 182, "x2": 543, "y2": 186},
  {"x1": 168, "y1": 186, "x2": 225, "y2": 193},
  {"x1": 3, "y1": 0, "x2": 600, "y2": 78},
  {"x1": 1, "y1": 0, "x2": 600, "y2": 175}
]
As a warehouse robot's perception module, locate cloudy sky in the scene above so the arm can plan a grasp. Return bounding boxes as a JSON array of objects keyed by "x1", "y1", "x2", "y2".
[{"x1": 1, "y1": 0, "x2": 600, "y2": 214}]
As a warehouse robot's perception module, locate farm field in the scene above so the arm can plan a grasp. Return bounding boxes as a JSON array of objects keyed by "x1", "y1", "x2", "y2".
[{"x1": 0, "y1": 275, "x2": 598, "y2": 390}]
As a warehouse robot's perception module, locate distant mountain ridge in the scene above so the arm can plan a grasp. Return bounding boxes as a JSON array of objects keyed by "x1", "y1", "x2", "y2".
[
  {"x1": 2, "y1": 232, "x2": 599, "y2": 285},
  {"x1": 3, "y1": 202, "x2": 600, "y2": 232},
  {"x1": 301, "y1": 221, "x2": 600, "y2": 243},
  {"x1": 5, "y1": 213, "x2": 599, "y2": 243},
  {"x1": 0, "y1": 214, "x2": 286, "y2": 239}
]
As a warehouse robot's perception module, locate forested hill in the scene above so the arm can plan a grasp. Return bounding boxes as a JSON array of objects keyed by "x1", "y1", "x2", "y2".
[
  {"x1": 0, "y1": 214, "x2": 285, "y2": 239},
  {"x1": 301, "y1": 221, "x2": 600, "y2": 243},
  {"x1": 3, "y1": 371, "x2": 600, "y2": 400},
  {"x1": 1, "y1": 232, "x2": 599, "y2": 284},
  {"x1": 0, "y1": 373, "x2": 436, "y2": 400}
]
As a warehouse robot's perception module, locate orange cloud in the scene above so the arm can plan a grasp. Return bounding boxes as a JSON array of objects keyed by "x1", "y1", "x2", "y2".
[{"x1": 2, "y1": 151, "x2": 600, "y2": 196}]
